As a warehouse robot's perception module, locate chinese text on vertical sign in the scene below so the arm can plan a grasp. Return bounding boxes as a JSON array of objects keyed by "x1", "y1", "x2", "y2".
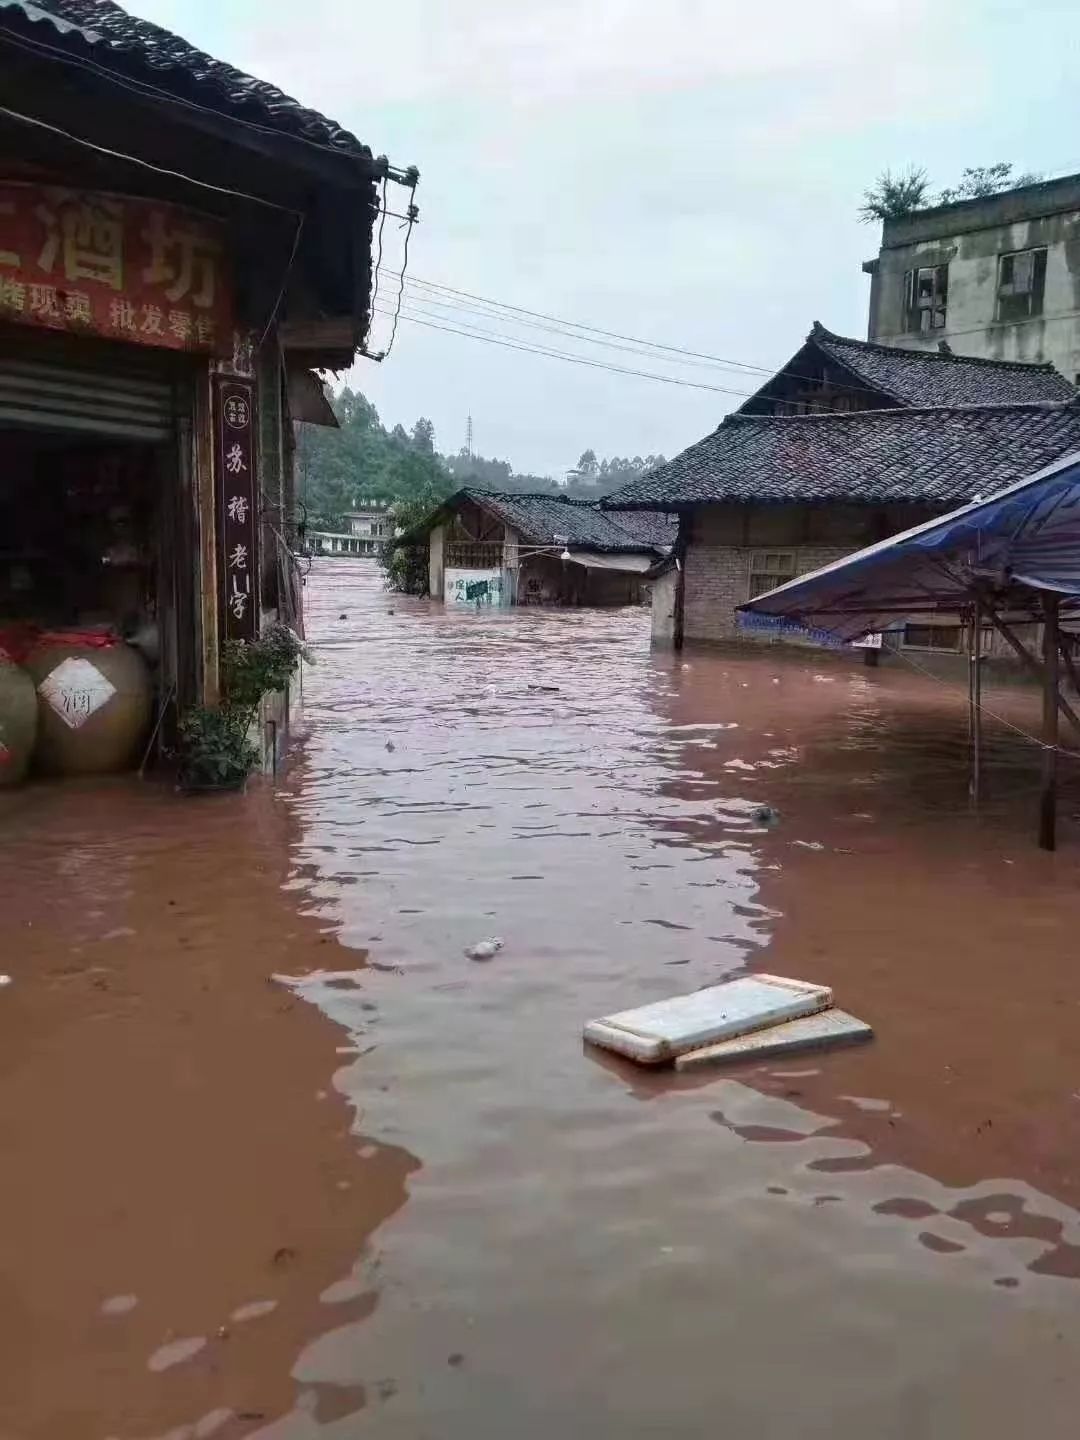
[
  {"x1": 215, "y1": 377, "x2": 258, "y2": 642},
  {"x1": 0, "y1": 182, "x2": 231, "y2": 352}
]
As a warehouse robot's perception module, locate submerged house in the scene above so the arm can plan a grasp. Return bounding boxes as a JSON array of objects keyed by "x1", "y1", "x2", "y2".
[
  {"x1": 401, "y1": 489, "x2": 675, "y2": 607},
  {"x1": 606, "y1": 323, "x2": 1078, "y2": 654}
]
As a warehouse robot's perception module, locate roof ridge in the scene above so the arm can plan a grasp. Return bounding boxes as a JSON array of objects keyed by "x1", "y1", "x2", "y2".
[
  {"x1": 722, "y1": 399, "x2": 1079, "y2": 427},
  {"x1": 809, "y1": 321, "x2": 1060, "y2": 374},
  {"x1": 464, "y1": 487, "x2": 607, "y2": 510}
]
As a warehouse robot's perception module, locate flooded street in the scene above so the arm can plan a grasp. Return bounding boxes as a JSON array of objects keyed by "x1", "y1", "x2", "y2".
[{"x1": 6, "y1": 557, "x2": 1080, "y2": 1437}]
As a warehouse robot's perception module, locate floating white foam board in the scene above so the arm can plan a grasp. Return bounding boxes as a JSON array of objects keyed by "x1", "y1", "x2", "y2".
[
  {"x1": 674, "y1": 1008, "x2": 872, "y2": 1071},
  {"x1": 583, "y1": 973, "x2": 832, "y2": 1065}
]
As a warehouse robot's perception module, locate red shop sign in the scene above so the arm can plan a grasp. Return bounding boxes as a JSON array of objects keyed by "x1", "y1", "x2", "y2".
[
  {"x1": 215, "y1": 375, "x2": 258, "y2": 643},
  {"x1": 0, "y1": 182, "x2": 232, "y2": 353}
]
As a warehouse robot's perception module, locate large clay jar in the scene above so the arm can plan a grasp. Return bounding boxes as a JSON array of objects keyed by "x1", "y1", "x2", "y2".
[
  {"x1": 25, "y1": 632, "x2": 152, "y2": 776},
  {"x1": 0, "y1": 646, "x2": 37, "y2": 786}
]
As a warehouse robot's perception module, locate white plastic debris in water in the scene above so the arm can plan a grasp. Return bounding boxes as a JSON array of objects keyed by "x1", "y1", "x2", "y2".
[
  {"x1": 465, "y1": 937, "x2": 504, "y2": 961},
  {"x1": 674, "y1": 1008, "x2": 872, "y2": 1071},
  {"x1": 0, "y1": 974, "x2": 11, "y2": 987},
  {"x1": 584, "y1": 974, "x2": 832, "y2": 1065},
  {"x1": 147, "y1": 1335, "x2": 207, "y2": 1372},
  {"x1": 99, "y1": 1293, "x2": 138, "y2": 1316}
]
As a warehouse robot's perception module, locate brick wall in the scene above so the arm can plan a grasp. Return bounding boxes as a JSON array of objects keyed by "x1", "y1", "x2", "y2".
[
  {"x1": 683, "y1": 540, "x2": 851, "y2": 643},
  {"x1": 681, "y1": 502, "x2": 935, "y2": 645}
]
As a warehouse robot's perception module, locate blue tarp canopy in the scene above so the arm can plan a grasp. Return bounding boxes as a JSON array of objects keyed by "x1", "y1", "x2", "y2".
[{"x1": 738, "y1": 449, "x2": 1080, "y2": 645}]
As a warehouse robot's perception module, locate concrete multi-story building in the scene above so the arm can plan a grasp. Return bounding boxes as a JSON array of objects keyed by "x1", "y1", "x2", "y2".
[
  {"x1": 310, "y1": 499, "x2": 393, "y2": 557},
  {"x1": 863, "y1": 173, "x2": 1080, "y2": 385}
]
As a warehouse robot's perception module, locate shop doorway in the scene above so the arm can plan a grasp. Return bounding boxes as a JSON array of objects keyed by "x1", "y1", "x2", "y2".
[{"x1": 0, "y1": 332, "x2": 196, "y2": 779}]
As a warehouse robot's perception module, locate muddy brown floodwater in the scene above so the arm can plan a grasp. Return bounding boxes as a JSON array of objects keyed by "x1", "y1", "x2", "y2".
[{"x1": 5, "y1": 558, "x2": 1080, "y2": 1439}]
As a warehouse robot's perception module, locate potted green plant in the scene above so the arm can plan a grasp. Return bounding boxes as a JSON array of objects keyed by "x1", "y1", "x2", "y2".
[
  {"x1": 177, "y1": 623, "x2": 309, "y2": 793},
  {"x1": 176, "y1": 705, "x2": 259, "y2": 793}
]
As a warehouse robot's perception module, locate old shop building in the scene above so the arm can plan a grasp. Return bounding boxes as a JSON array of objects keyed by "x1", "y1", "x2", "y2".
[
  {"x1": 607, "y1": 325, "x2": 1077, "y2": 652},
  {"x1": 404, "y1": 490, "x2": 675, "y2": 608},
  {"x1": 0, "y1": 0, "x2": 407, "y2": 773}
]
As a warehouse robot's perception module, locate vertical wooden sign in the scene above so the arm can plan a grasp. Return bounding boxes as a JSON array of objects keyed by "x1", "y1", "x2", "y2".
[{"x1": 214, "y1": 375, "x2": 258, "y2": 643}]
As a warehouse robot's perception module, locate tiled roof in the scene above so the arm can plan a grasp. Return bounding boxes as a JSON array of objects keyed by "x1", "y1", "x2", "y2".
[
  {"x1": 605, "y1": 402, "x2": 1080, "y2": 509},
  {"x1": 460, "y1": 490, "x2": 671, "y2": 553},
  {"x1": 599, "y1": 507, "x2": 678, "y2": 549},
  {"x1": 805, "y1": 323, "x2": 1075, "y2": 407},
  {"x1": 6, "y1": 0, "x2": 372, "y2": 159}
]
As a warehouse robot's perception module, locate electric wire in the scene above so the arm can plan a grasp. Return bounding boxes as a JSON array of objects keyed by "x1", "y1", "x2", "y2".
[
  {"x1": 0, "y1": 20, "x2": 389, "y2": 172},
  {"x1": 377, "y1": 177, "x2": 418, "y2": 361},
  {"x1": 378, "y1": 270, "x2": 905, "y2": 400},
  {"x1": 370, "y1": 304, "x2": 772, "y2": 399},
  {"x1": 378, "y1": 267, "x2": 1059, "y2": 405},
  {"x1": 0, "y1": 101, "x2": 300, "y2": 213},
  {"x1": 892, "y1": 642, "x2": 1080, "y2": 758},
  {"x1": 370, "y1": 176, "x2": 388, "y2": 318},
  {"x1": 372, "y1": 301, "x2": 882, "y2": 413}
]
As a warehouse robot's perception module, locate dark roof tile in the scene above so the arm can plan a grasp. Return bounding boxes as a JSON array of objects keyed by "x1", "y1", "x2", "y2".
[
  {"x1": 607, "y1": 402, "x2": 1080, "y2": 509},
  {"x1": 460, "y1": 490, "x2": 673, "y2": 552},
  {"x1": 14, "y1": 0, "x2": 372, "y2": 158},
  {"x1": 397, "y1": 490, "x2": 675, "y2": 553},
  {"x1": 806, "y1": 322, "x2": 1075, "y2": 407}
]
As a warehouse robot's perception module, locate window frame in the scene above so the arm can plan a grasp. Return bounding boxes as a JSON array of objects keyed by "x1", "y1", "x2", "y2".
[
  {"x1": 901, "y1": 622, "x2": 963, "y2": 653},
  {"x1": 996, "y1": 246, "x2": 1047, "y2": 323},
  {"x1": 903, "y1": 263, "x2": 949, "y2": 334},
  {"x1": 747, "y1": 549, "x2": 799, "y2": 600}
]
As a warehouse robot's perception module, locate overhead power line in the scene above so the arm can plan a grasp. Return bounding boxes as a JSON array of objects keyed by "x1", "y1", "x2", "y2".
[
  {"x1": 371, "y1": 303, "x2": 870, "y2": 413},
  {"x1": 373, "y1": 267, "x2": 912, "y2": 403},
  {"x1": 379, "y1": 269, "x2": 790, "y2": 377},
  {"x1": 378, "y1": 285, "x2": 765, "y2": 378},
  {"x1": 371, "y1": 302, "x2": 760, "y2": 397}
]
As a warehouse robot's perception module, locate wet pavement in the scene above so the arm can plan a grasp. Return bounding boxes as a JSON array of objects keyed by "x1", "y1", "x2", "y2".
[{"x1": 5, "y1": 557, "x2": 1080, "y2": 1437}]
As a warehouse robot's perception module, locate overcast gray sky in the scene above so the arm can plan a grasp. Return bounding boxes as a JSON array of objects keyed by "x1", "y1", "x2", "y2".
[{"x1": 136, "y1": 0, "x2": 1079, "y2": 476}]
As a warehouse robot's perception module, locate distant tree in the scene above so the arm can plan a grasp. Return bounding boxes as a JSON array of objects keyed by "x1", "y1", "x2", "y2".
[
  {"x1": 859, "y1": 166, "x2": 931, "y2": 224},
  {"x1": 379, "y1": 486, "x2": 448, "y2": 595},
  {"x1": 297, "y1": 391, "x2": 666, "y2": 549},
  {"x1": 572, "y1": 448, "x2": 600, "y2": 481},
  {"x1": 937, "y1": 162, "x2": 1042, "y2": 204},
  {"x1": 411, "y1": 417, "x2": 436, "y2": 453},
  {"x1": 565, "y1": 453, "x2": 666, "y2": 498},
  {"x1": 296, "y1": 388, "x2": 451, "y2": 531},
  {"x1": 861, "y1": 162, "x2": 1043, "y2": 224},
  {"x1": 445, "y1": 452, "x2": 514, "y2": 490}
]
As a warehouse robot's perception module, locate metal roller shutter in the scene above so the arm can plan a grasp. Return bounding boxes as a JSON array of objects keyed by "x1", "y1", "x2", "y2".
[{"x1": 0, "y1": 348, "x2": 178, "y2": 442}]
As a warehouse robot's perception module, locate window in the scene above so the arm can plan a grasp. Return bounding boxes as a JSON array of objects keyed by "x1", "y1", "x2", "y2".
[
  {"x1": 904, "y1": 264, "x2": 949, "y2": 333},
  {"x1": 446, "y1": 541, "x2": 504, "y2": 569},
  {"x1": 902, "y1": 623, "x2": 962, "y2": 652},
  {"x1": 997, "y1": 247, "x2": 1047, "y2": 323},
  {"x1": 748, "y1": 550, "x2": 799, "y2": 599}
]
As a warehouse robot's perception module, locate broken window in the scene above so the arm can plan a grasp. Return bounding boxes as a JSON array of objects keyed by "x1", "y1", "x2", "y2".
[
  {"x1": 997, "y1": 247, "x2": 1047, "y2": 323},
  {"x1": 747, "y1": 550, "x2": 799, "y2": 599},
  {"x1": 903, "y1": 264, "x2": 949, "y2": 333}
]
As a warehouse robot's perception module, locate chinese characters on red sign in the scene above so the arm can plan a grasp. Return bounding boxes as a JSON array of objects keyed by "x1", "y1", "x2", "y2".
[
  {"x1": 215, "y1": 376, "x2": 258, "y2": 643},
  {"x1": 0, "y1": 182, "x2": 232, "y2": 353}
]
